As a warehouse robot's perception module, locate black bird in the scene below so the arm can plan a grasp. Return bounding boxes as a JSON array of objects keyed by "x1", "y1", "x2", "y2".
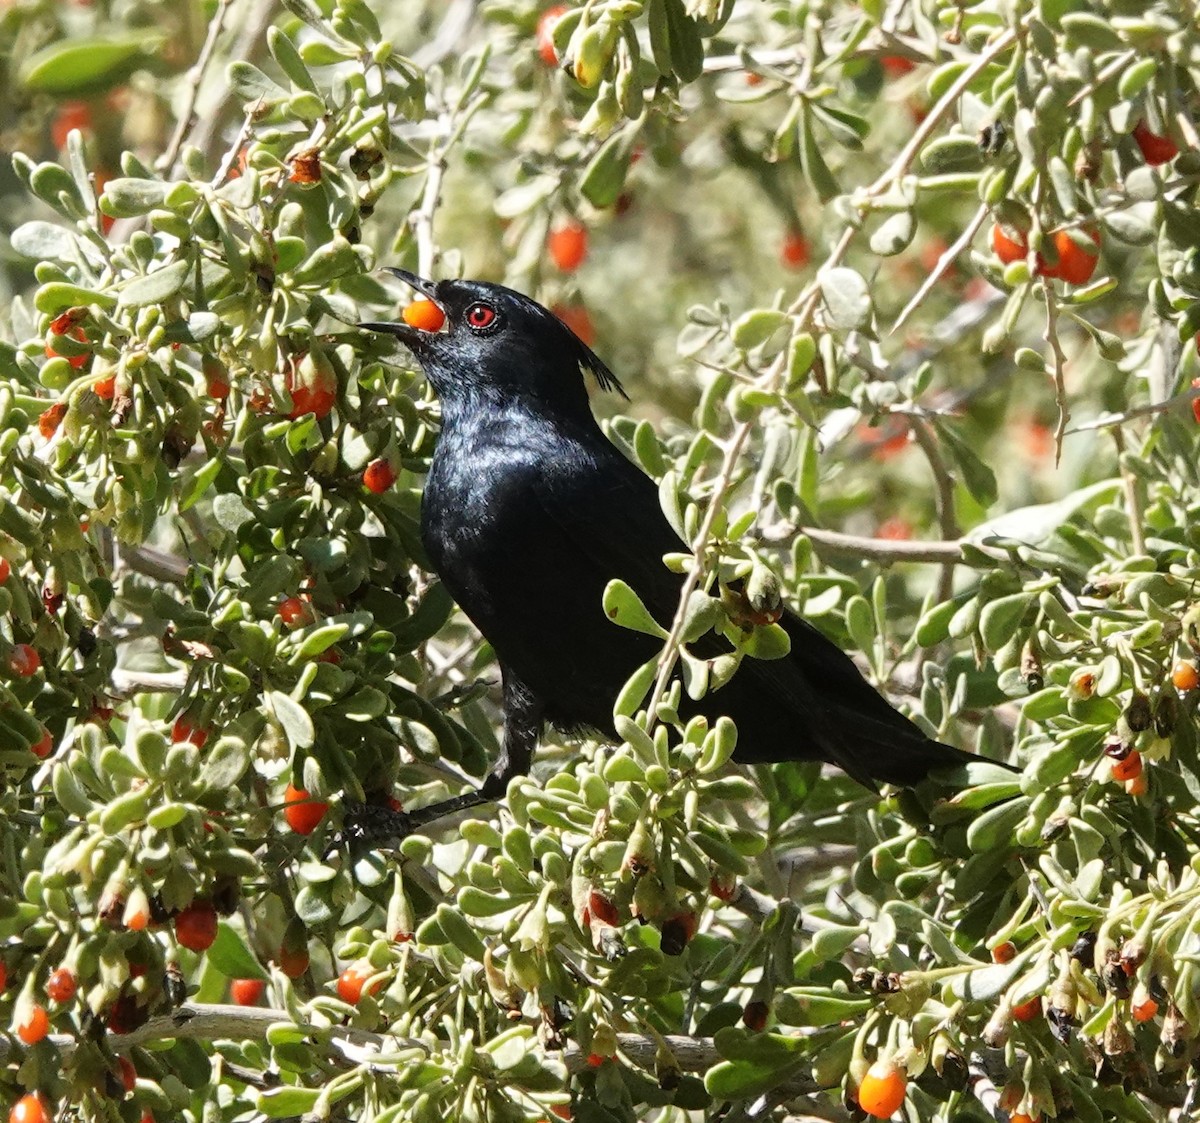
[{"x1": 361, "y1": 272, "x2": 983, "y2": 827}]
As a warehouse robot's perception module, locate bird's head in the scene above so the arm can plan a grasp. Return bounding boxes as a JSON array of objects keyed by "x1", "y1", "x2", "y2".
[{"x1": 361, "y1": 270, "x2": 625, "y2": 416}]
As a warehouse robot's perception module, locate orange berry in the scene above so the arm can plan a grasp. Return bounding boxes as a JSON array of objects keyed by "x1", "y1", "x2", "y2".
[
  {"x1": 288, "y1": 148, "x2": 322, "y2": 184},
  {"x1": 1132, "y1": 996, "x2": 1159, "y2": 1022},
  {"x1": 1125, "y1": 772, "x2": 1148, "y2": 797},
  {"x1": 38, "y1": 402, "x2": 68, "y2": 439},
  {"x1": 857, "y1": 1058, "x2": 907, "y2": 1118},
  {"x1": 288, "y1": 384, "x2": 335, "y2": 420},
  {"x1": 229, "y1": 978, "x2": 265, "y2": 1006},
  {"x1": 45, "y1": 968, "x2": 76, "y2": 1003},
  {"x1": 1132, "y1": 120, "x2": 1178, "y2": 166},
  {"x1": 1191, "y1": 377, "x2": 1200, "y2": 424},
  {"x1": 93, "y1": 373, "x2": 116, "y2": 400},
  {"x1": 1172, "y1": 659, "x2": 1199, "y2": 692},
  {"x1": 336, "y1": 961, "x2": 382, "y2": 1004},
  {"x1": 363, "y1": 458, "x2": 397, "y2": 494},
  {"x1": 9, "y1": 1093, "x2": 53, "y2": 1123},
  {"x1": 283, "y1": 783, "x2": 329, "y2": 835},
  {"x1": 1111, "y1": 750, "x2": 1142, "y2": 782},
  {"x1": 17, "y1": 1003, "x2": 50, "y2": 1044},
  {"x1": 547, "y1": 220, "x2": 588, "y2": 272},
  {"x1": 401, "y1": 299, "x2": 445, "y2": 333},
  {"x1": 0, "y1": 557, "x2": 8, "y2": 583},
  {"x1": 30, "y1": 728, "x2": 53, "y2": 759},
  {"x1": 1012, "y1": 995, "x2": 1042, "y2": 1022},
  {"x1": 1010, "y1": 1114, "x2": 1039, "y2": 1123},
  {"x1": 536, "y1": 5, "x2": 568, "y2": 66}
]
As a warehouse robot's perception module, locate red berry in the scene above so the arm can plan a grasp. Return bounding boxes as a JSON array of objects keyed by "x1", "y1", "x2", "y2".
[
  {"x1": 0, "y1": 557, "x2": 9, "y2": 583},
  {"x1": 117, "y1": 1055, "x2": 137, "y2": 1093},
  {"x1": 536, "y1": 5, "x2": 568, "y2": 66},
  {"x1": 363, "y1": 458, "x2": 397, "y2": 494},
  {"x1": 0, "y1": 962, "x2": 6, "y2": 989},
  {"x1": 45, "y1": 968, "x2": 76, "y2": 1003},
  {"x1": 991, "y1": 941, "x2": 1016, "y2": 964},
  {"x1": 171, "y1": 714, "x2": 210, "y2": 748},
  {"x1": 7, "y1": 644, "x2": 41, "y2": 678},
  {"x1": 9, "y1": 1093, "x2": 53, "y2": 1123},
  {"x1": 30, "y1": 728, "x2": 53, "y2": 759},
  {"x1": 587, "y1": 890, "x2": 620, "y2": 927},
  {"x1": 94, "y1": 373, "x2": 116, "y2": 400},
  {"x1": 1132, "y1": 120, "x2": 1179, "y2": 166},
  {"x1": 175, "y1": 900, "x2": 218, "y2": 952},
  {"x1": 742, "y1": 999, "x2": 769, "y2": 1031},
  {"x1": 283, "y1": 783, "x2": 329, "y2": 835},
  {"x1": 660, "y1": 911, "x2": 697, "y2": 955},
  {"x1": 858, "y1": 1058, "x2": 907, "y2": 1118},
  {"x1": 51, "y1": 101, "x2": 93, "y2": 149},
  {"x1": 288, "y1": 384, "x2": 335, "y2": 419},
  {"x1": 278, "y1": 596, "x2": 314, "y2": 629},
  {"x1": 1111, "y1": 750, "x2": 1143, "y2": 782},
  {"x1": 1039, "y1": 227, "x2": 1100, "y2": 285},
  {"x1": 229, "y1": 978, "x2": 265, "y2": 1006},
  {"x1": 551, "y1": 303, "x2": 596, "y2": 347},
  {"x1": 547, "y1": 220, "x2": 588, "y2": 272},
  {"x1": 401, "y1": 299, "x2": 445, "y2": 333},
  {"x1": 880, "y1": 55, "x2": 915, "y2": 76},
  {"x1": 991, "y1": 222, "x2": 1028, "y2": 265},
  {"x1": 780, "y1": 229, "x2": 810, "y2": 269},
  {"x1": 1012, "y1": 995, "x2": 1042, "y2": 1022},
  {"x1": 336, "y1": 961, "x2": 382, "y2": 1004},
  {"x1": 38, "y1": 403, "x2": 68, "y2": 439},
  {"x1": 45, "y1": 325, "x2": 90, "y2": 369},
  {"x1": 709, "y1": 873, "x2": 737, "y2": 901},
  {"x1": 17, "y1": 1004, "x2": 50, "y2": 1044},
  {"x1": 279, "y1": 944, "x2": 310, "y2": 979}
]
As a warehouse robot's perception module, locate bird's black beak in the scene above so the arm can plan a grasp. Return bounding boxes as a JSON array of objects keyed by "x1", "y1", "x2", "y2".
[{"x1": 358, "y1": 268, "x2": 445, "y2": 342}]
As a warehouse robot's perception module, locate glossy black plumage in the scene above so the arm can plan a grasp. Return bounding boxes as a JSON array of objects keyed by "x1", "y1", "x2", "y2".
[{"x1": 362, "y1": 271, "x2": 980, "y2": 816}]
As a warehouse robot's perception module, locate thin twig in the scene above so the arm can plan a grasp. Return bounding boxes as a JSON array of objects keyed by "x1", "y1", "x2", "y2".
[
  {"x1": 1066, "y1": 382, "x2": 1200, "y2": 432},
  {"x1": 762, "y1": 524, "x2": 966, "y2": 564},
  {"x1": 1112, "y1": 428, "x2": 1146, "y2": 556},
  {"x1": 158, "y1": 0, "x2": 235, "y2": 175},
  {"x1": 909, "y1": 419, "x2": 961, "y2": 602},
  {"x1": 890, "y1": 203, "x2": 989, "y2": 335}
]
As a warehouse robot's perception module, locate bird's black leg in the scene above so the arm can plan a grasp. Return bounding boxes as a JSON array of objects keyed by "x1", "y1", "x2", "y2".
[{"x1": 340, "y1": 670, "x2": 544, "y2": 850}]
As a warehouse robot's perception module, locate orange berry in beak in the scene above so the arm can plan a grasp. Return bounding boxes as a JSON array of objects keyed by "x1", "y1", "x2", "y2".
[{"x1": 402, "y1": 299, "x2": 445, "y2": 333}]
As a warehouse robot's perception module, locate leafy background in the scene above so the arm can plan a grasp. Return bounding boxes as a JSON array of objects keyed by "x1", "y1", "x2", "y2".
[{"x1": 1, "y1": 0, "x2": 1200, "y2": 1121}]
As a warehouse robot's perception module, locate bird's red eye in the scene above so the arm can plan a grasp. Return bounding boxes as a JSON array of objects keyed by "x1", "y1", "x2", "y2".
[{"x1": 466, "y1": 303, "x2": 497, "y2": 330}]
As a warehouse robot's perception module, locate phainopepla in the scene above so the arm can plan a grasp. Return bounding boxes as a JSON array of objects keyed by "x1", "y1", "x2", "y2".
[{"x1": 360, "y1": 271, "x2": 990, "y2": 831}]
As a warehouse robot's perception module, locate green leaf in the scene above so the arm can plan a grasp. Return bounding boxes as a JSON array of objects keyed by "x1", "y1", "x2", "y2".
[
  {"x1": 798, "y1": 105, "x2": 841, "y2": 203},
  {"x1": 199, "y1": 736, "x2": 249, "y2": 792},
  {"x1": 269, "y1": 691, "x2": 315, "y2": 749},
  {"x1": 731, "y1": 309, "x2": 789, "y2": 351},
  {"x1": 580, "y1": 127, "x2": 639, "y2": 209},
  {"x1": 603, "y1": 580, "x2": 668, "y2": 638},
  {"x1": 20, "y1": 32, "x2": 164, "y2": 95},
  {"x1": 258, "y1": 1088, "x2": 321, "y2": 1117},
  {"x1": 209, "y1": 922, "x2": 267, "y2": 980},
  {"x1": 267, "y1": 26, "x2": 319, "y2": 93},
  {"x1": 179, "y1": 457, "x2": 223, "y2": 512},
  {"x1": 819, "y1": 267, "x2": 872, "y2": 331},
  {"x1": 936, "y1": 421, "x2": 998, "y2": 507},
  {"x1": 117, "y1": 258, "x2": 191, "y2": 307},
  {"x1": 228, "y1": 60, "x2": 287, "y2": 101},
  {"x1": 35, "y1": 282, "x2": 117, "y2": 315},
  {"x1": 11, "y1": 221, "x2": 86, "y2": 262}
]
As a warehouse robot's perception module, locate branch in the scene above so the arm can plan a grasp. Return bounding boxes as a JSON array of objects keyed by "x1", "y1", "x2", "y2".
[
  {"x1": 158, "y1": 0, "x2": 235, "y2": 175},
  {"x1": 761, "y1": 524, "x2": 966, "y2": 565}
]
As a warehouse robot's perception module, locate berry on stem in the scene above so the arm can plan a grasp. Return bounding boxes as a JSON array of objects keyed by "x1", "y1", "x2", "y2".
[{"x1": 857, "y1": 1058, "x2": 907, "y2": 1118}]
